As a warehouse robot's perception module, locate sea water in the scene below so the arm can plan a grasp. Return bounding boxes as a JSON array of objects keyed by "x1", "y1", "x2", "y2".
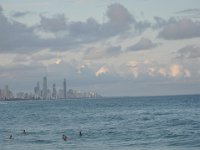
[{"x1": 0, "y1": 95, "x2": 200, "y2": 150}]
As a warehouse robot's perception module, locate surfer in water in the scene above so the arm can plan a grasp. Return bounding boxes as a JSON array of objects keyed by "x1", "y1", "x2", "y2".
[
  {"x1": 9, "y1": 135, "x2": 12, "y2": 139},
  {"x1": 62, "y1": 134, "x2": 67, "y2": 141},
  {"x1": 23, "y1": 130, "x2": 26, "y2": 134},
  {"x1": 79, "y1": 130, "x2": 82, "y2": 137}
]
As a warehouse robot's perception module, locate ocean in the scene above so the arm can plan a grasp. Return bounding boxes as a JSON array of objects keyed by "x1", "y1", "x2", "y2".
[{"x1": 0, "y1": 95, "x2": 200, "y2": 150}]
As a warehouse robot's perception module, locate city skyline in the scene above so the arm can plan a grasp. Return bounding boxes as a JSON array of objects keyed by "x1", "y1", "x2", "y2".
[
  {"x1": 0, "y1": 76, "x2": 100, "y2": 100},
  {"x1": 0, "y1": 0, "x2": 200, "y2": 96}
]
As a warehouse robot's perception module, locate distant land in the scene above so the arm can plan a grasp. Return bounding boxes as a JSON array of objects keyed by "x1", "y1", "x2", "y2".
[{"x1": 0, "y1": 76, "x2": 102, "y2": 101}]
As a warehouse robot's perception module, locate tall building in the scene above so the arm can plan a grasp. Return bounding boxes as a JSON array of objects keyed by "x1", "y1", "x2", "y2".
[
  {"x1": 52, "y1": 83, "x2": 57, "y2": 99},
  {"x1": 43, "y1": 76, "x2": 47, "y2": 99},
  {"x1": 37, "y1": 81, "x2": 40, "y2": 92},
  {"x1": 3, "y1": 85, "x2": 13, "y2": 99},
  {"x1": 34, "y1": 81, "x2": 41, "y2": 99},
  {"x1": 63, "y1": 78, "x2": 67, "y2": 99}
]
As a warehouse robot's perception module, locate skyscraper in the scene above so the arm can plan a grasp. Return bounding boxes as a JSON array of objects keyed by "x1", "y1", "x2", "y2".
[
  {"x1": 34, "y1": 81, "x2": 41, "y2": 99},
  {"x1": 52, "y1": 83, "x2": 57, "y2": 99},
  {"x1": 37, "y1": 81, "x2": 40, "y2": 92},
  {"x1": 63, "y1": 78, "x2": 67, "y2": 99},
  {"x1": 43, "y1": 76, "x2": 47, "y2": 99}
]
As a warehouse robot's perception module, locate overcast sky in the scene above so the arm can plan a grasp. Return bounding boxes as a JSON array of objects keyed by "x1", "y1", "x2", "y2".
[{"x1": 0, "y1": 0, "x2": 200, "y2": 96}]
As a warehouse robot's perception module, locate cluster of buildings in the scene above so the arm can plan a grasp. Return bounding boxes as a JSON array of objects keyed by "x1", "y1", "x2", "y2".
[{"x1": 0, "y1": 77, "x2": 101, "y2": 100}]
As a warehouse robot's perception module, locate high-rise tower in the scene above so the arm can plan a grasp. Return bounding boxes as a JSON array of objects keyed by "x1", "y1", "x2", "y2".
[
  {"x1": 63, "y1": 78, "x2": 67, "y2": 99},
  {"x1": 52, "y1": 83, "x2": 57, "y2": 99},
  {"x1": 43, "y1": 76, "x2": 47, "y2": 99},
  {"x1": 34, "y1": 81, "x2": 40, "y2": 98}
]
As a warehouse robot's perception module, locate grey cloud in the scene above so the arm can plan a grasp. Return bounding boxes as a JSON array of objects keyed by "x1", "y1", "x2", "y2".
[
  {"x1": 38, "y1": 14, "x2": 68, "y2": 32},
  {"x1": 158, "y1": 18, "x2": 200, "y2": 40},
  {"x1": 104, "y1": 3, "x2": 134, "y2": 34},
  {"x1": 69, "y1": 18, "x2": 100, "y2": 41},
  {"x1": 69, "y1": 3, "x2": 135, "y2": 41},
  {"x1": 84, "y1": 47, "x2": 104, "y2": 60},
  {"x1": 12, "y1": 11, "x2": 32, "y2": 18},
  {"x1": 105, "y1": 46, "x2": 122, "y2": 57},
  {"x1": 103, "y1": 3, "x2": 150, "y2": 34},
  {"x1": 0, "y1": 3, "x2": 148, "y2": 53},
  {"x1": 12, "y1": 52, "x2": 56, "y2": 64},
  {"x1": 127, "y1": 38, "x2": 158, "y2": 51},
  {"x1": 31, "y1": 52, "x2": 56, "y2": 61},
  {"x1": 134, "y1": 20, "x2": 151, "y2": 32},
  {"x1": 153, "y1": 17, "x2": 177, "y2": 28},
  {"x1": 154, "y1": 16, "x2": 166, "y2": 28},
  {"x1": 0, "y1": 8, "x2": 42, "y2": 52},
  {"x1": 176, "y1": 8, "x2": 200, "y2": 17},
  {"x1": 0, "y1": 5, "x2": 81, "y2": 53},
  {"x1": 38, "y1": 3, "x2": 148, "y2": 43},
  {"x1": 106, "y1": 3, "x2": 134, "y2": 23},
  {"x1": 37, "y1": 3, "x2": 136, "y2": 41},
  {"x1": 176, "y1": 8, "x2": 200, "y2": 14},
  {"x1": 13, "y1": 55, "x2": 30, "y2": 63},
  {"x1": 176, "y1": 45, "x2": 200, "y2": 59},
  {"x1": 84, "y1": 45, "x2": 122, "y2": 60},
  {"x1": 0, "y1": 5, "x2": 3, "y2": 13}
]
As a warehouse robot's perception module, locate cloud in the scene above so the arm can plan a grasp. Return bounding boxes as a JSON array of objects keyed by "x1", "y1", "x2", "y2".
[
  {"x1": 105, "y1": 46, "x2": 122, "y2": 56},
  {"x1": 158, "y1": 18, "x2": 200, "y2": 40},
  {"x1": 55, "y1": 59, "x2": 62, "y2": 65},
  {"x1": 95, "y1": 66, "x2": 109, "y2": 76},
  {"x1": 105, "y1": 3, "x2": 150, "y2": 33},
  {"x1": 123, "y1": 60, "x2": 192, "y2": 79},
  {"x1": 105, "y1": 3, "x2": 134, "y2": 33},
  {"x1": 170, "y1": 64, "x2": 181, "y2": 77},
  {"x1": 0, "y1": 5, "x2": 2, "y2": 13},
  {"x1": 12, "y1": 11, "x2": 32, "y2": 18},
  {"x1": 176, "y1": 8, "x2": 200, "y2": 14},
  {"x1": 106, "y1": 3, "x2": 133, "y2": 23},
  {"x1": 127, "y1": 60, "x2": 139, "y2": 78},
  {"x1": 84, "y1": 45, "x2": 122, "y2": 60},
  {"x1": 153, "y1": 17, "x2": 176, "y2": 28},
  {"x1": 38, "y1": 14, "x2": 68, "y2": 32},
  {"x1": 12, "y1": 50, "x2": 59, "y2": 65},
  {"x1": 184, "y1": 69, "x2": 191, "y2": 77},
  {"x1": 68, "y1": 17, "x2": 100, "y2": 41},
  {"x1": 134, "y1": 20, "x2": 151, "y2": 33},
  {"x1": 84, "y1": 46, "x2": 105, "y2": 60},
  {"x1": 0, "y1": 3, "x2": 148, "y2": 53},
  {"x1": 127, "y1": 60, "x2": 139, "y2": 68},
  {"x1": 127, "y1": 38, "x2": 158, "y2": 51},
  {"x1": 13, "y1": 55, "x2": 30, "y2": 64},
  {"x1": 0, "y1": 8, "x2": 40, "y2": 52},
  {"x1": 168, "y1": 64, "x2": 192, "y2": 78},
  {"x1": 176, "y1": 45, "x2": 200, "y2": 59},
  {"x1": 158, "y1": 68, "x2": 167, "y2": 77},
  {"x1": 148, "y1": 67, "x2": 156, "y2": 76},
  {"x1": 69, "y1": 3, "x2": 135, "y2": 40},
  {"x1": 175, "y1": 8, "x2": 200, "y2": 17}
]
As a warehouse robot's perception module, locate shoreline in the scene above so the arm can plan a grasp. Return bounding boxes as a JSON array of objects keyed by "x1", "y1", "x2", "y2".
[{"x1": 1, "y1": 94, "x2": 200, "y2": 102}]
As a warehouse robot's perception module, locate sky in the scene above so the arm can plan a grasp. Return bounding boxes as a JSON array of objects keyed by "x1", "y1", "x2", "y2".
[{"x1": 0, "y1": 0, "x2": 200, "y2": 96}]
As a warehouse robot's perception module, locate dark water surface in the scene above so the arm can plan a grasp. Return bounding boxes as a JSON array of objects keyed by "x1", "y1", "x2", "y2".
[{"x1": 0, "y1": 95, "x2": 200, "y2": 150}]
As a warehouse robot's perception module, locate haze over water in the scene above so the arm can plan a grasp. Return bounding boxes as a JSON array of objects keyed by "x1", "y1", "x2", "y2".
[{"x1": 0, "y1": 95, "x2": 200, "y2": 150}]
